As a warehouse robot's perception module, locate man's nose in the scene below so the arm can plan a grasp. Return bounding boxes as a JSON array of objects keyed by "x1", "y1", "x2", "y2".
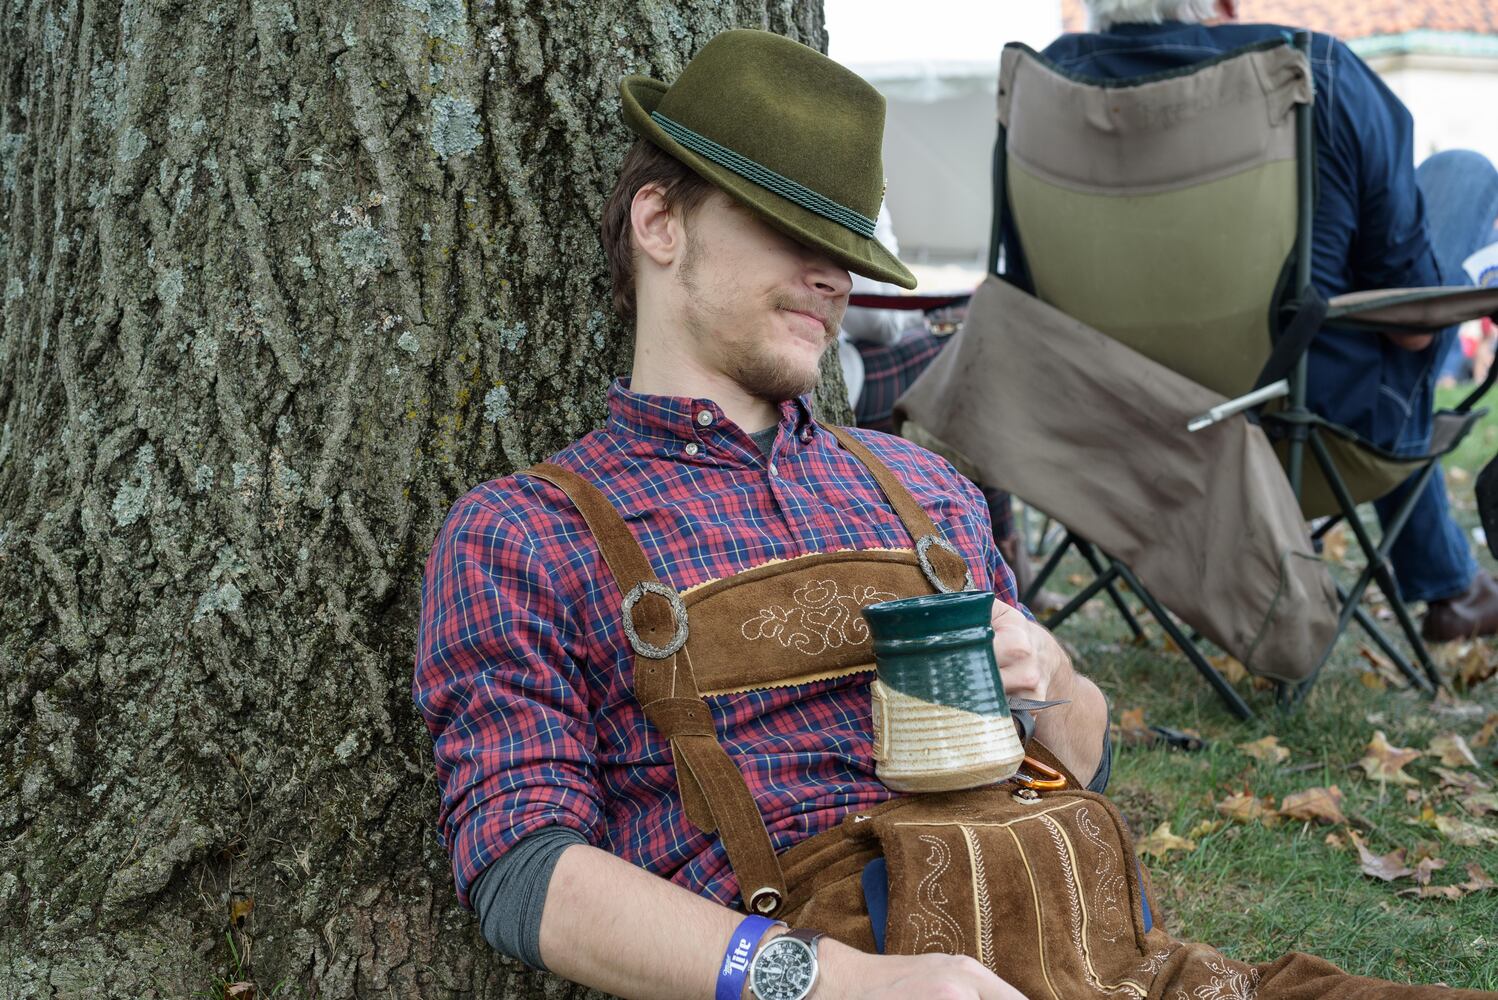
[{"x1": 803, "y1": 252, "x2": 853, "y2": 298}]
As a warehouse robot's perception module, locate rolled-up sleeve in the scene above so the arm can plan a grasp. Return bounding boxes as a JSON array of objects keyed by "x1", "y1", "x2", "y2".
[{"x1": 413, "y1": 496, "x2": 602, "y2": 909}]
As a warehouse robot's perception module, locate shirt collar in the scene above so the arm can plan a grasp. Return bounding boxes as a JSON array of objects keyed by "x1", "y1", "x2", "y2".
[
  {"x1": 606, "y1": 378, "x2": 818, "y2": 447},
  {"x1": 1108, "y1": 19, "x2": 1194, "y2": 34}
]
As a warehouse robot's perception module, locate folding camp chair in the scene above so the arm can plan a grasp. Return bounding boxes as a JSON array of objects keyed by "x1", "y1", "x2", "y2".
[{"x1": 892, "y1": 34, "x2": 1498, "y2": 719}]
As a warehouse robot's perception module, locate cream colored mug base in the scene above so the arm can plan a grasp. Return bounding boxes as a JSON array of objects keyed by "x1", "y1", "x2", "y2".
[{"x1": 872, "y1": 679, "x2": 1025, "y2": 793}]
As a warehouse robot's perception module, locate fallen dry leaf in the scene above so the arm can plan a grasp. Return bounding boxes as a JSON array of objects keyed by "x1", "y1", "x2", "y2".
[
  {"x1": 1135, "y1": 822, "x2": 1197, "y2": 860},
  {"x1": 1279, "y1": 786, "x2": 1347, "y2": 825},
  {"x1": 1461, "y1": 863, "x2": 1496, "y2": 893},
  {"x1": 1396, "y1": 862, "x2": 1496, "y2": 901},
  {"x1": 1217, "y1": 791, "x2": 1276, "y2": 824},
  {"x1": 1350, "y1": 832, "x2": 1415, "y2": 882},
  {"x1": 1447, "y1": 643, "x2": 1498, "y2": 691},
  {"x1": 1429, "y1": 733, "x2": 1480, "y2": 768},
  {"x1": 1113, "y1": 707, "x2": 1155, "y2": 748},
  {"x1": 1322, "y1": 524, "x2": 1349, "y2": 564},
  {"x1": 1238, "y1": 735, "x2": 1291, "y2": 765},
  {"x1": 1398, "y1": 883, "x2": 1467, "y2": 900},
  {"x1": 1359, "y1": 670, "x2": 1388, "y2": 692},
  {"x1": 1358, "y1": 730, "x2": 1422, "y2": 785},
  {"x1": 1432, "y1": 767, "x2": 1492, "y2": 794},
  {"x1": 229, "y1": 895, "x2": 254, "y2": 926},
  {"x1": 1414, "y1": 855, "x2": 1448, "y2": 886},
  {"x1": 1474, "y1": 713, "x2": 1498, "y2": 749},
  {"x1": 1432, "y1": 688, "x2": 1488, "y2": 720},
  {"x1": 1357, "y1": 644, "x2": 1408, "y2": 689},
  {"x1": 1432, "y1": 814, "x2": 1498, "y2": 847},
  {"x1": 225, "y1": 985, "x2": 256, "y2": 1000},
  {"x1": 1324, "y1": 831, "x2": 1346, "y2": 848},
  {"x1": 1208, "y1": 654, "x2": 1248, "y2": 685},
  {"x1": 1188, "y1": 819, "x2": 1225, "y2": 839},
  {"x1": 1460, "y1": 792, "x2": 1498, "y2": 818}
]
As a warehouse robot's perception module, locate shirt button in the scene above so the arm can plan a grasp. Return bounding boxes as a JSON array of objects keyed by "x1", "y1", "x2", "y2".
[
  {"x1": 685, "y1": 443, "x2": 700, "y2": 457},
  {"x1": 696, "y1": 410, "x2": 713, "y2": 426},
  {"x1": 768, "y1": 462, "x2": 778, "y2": 477}
]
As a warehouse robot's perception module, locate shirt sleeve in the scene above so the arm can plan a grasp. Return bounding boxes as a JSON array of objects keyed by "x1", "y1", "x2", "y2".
[
  {"x1": 412, "y1": 494, "x2": 604, "y2": 909},
  {"x1": 1331, "y1": 41, "x2": 1443, "y2": 292},
  {"x1": 953, "y1": 472, "x2": 1035, "y2": 622}
]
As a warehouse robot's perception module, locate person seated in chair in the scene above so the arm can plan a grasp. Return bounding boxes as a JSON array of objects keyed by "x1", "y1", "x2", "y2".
[
  {"x1": 414, "y1": 28, "x2": 1494, "y2": 1000},
  {"x1": 1045, "y1": 0, "x2": 1498, "y2": 642}
]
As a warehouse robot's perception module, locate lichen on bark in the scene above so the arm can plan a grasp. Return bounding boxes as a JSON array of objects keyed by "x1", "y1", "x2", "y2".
[{"x1": 0, "y1": 1, "x2": 839, "y2": 997}]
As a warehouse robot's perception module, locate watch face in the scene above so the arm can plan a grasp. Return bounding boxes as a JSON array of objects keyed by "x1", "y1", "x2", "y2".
[{"x1": 751, "y1": 937, "x2": 817, "y2": 1000}]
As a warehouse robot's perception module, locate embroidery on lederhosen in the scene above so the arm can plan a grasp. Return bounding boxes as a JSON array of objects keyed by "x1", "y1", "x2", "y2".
[
  {"x1": 905, "y1": 834, "x2": 965, "y2": 955},
  {"x1": 740, "y1": 578, "x2": 897, "y2": 654},
  {"x1": 1174, "y1": 960, "x2": 1261, "y2": 1000},
  {"x1": 1078, "y1": 807, "x2": 1130, "y2": 944},
  {"x1": 960, "y1": 826, "x2": 996, "y2": 970},
  {"x1": 1139, "y1": 946, "x2": 1177, "y2": 977},
  {"x1": 1039, "y1": 814, "x2": 1147, "y2": 997}
]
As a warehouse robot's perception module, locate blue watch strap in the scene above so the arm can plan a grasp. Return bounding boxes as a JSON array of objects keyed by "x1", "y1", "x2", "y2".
[{"x1": 717, "y1": 914, "x2": 780, "y2": 1000}]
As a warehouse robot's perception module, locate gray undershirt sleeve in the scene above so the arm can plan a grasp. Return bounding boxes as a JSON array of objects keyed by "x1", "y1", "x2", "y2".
[{"x1": 470, "y1": 826, "x2": 588, "y2": 970}]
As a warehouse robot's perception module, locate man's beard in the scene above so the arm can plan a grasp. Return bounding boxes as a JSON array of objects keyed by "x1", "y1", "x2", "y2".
[{"x1": 678, "y1": 238, "x2": 839, "y2": 403}]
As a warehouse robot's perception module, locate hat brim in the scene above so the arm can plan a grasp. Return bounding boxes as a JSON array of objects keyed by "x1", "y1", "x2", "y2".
[{"x1": 620, "y1": 76, "x2": 918, "y2": 290}]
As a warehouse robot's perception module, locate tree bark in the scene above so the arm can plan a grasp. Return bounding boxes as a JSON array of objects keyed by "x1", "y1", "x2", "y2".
[{"x1": 0, "y1": 2, "x2": 841, "y2": 996}]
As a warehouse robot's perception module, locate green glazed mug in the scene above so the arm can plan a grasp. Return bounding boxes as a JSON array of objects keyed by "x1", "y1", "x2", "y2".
[{"x1": 863, "y1": 590, "x2": 1025, "y2": 792}]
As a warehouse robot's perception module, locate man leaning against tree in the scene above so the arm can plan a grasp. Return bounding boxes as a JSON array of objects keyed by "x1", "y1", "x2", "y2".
[{"x1": 413, "y1": 28, "x2": 1495, "y2": 1000}]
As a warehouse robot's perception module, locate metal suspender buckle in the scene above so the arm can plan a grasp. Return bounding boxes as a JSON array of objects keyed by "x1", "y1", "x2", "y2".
[
  {"x1": 621, "y1": 581, "x2": 690, "y2": 659},
  {"x1": 916, "y1": 534, "x2": 974, "y2": 594}
]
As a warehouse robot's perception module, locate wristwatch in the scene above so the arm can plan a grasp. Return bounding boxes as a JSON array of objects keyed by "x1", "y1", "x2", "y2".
[{"x1": 747, "y1": 928, "x2": 826, "y2": 1000}]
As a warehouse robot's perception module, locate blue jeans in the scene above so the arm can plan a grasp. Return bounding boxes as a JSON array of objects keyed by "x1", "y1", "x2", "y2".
[{"x1": 1374, "y1": 150, "x2": 1498, "y2": 602}]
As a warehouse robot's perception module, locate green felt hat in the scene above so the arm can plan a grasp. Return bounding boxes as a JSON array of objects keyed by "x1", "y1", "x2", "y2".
[{"x1": 619, "y1": 29, "x2": 916, "y2": 290}]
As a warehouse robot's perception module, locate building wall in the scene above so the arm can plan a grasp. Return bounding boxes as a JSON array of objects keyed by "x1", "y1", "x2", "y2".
[
  {"x1": 1368, "y1": 55, "x2": 1498, "y2": 167},
  {"x1": 880, "y1": 87, "x2": 996, "y2": 266}
]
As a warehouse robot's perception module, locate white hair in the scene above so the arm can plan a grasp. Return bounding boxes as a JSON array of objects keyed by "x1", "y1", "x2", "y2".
[{"x1": 1086, "y1": 0, "x2": 1220, "y2": 31}]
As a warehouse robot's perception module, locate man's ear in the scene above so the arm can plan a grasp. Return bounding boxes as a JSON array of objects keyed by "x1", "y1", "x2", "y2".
[{"x1": 630, "y1": 183, "x2": 682, "y2": 268}]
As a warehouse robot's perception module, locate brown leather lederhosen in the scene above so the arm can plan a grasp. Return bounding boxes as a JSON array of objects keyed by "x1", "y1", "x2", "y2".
[{"x1": 527, "y1": 427, "x2": 1489, "y2": 1000}]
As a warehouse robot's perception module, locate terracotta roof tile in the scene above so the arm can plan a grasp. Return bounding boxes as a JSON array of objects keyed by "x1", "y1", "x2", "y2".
[{"x1": 1060, "y1": 0, "x2": 1498, "y2": 39}]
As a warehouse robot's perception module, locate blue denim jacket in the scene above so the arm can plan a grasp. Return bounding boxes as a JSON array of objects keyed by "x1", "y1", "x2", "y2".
[{"x1": 1041, "y1": 22, "x2": 1445, "y2": 452}]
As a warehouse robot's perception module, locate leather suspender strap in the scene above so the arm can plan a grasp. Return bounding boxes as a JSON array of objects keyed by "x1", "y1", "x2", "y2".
[
  {"x1": 524, "y1": 463, "x2": 790, "y2": 914},
  {"x1": 822, "y1": 425, "x2": 973, "y2": 593}
]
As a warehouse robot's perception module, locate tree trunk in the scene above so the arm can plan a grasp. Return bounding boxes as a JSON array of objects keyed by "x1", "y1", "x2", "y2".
[{"x1": 0, "y1": 2, "x2": 840, "y2": 996}]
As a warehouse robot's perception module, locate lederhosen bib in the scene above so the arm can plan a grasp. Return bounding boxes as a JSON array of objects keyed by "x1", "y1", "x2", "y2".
[{"x1": 524, "y1": 428, "x2": 1485, "y2": 1000}]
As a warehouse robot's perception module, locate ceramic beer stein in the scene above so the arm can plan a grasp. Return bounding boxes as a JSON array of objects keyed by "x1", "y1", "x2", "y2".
[{"x1": 864, "y1": 590, "x2": 1025, "y2": 792}]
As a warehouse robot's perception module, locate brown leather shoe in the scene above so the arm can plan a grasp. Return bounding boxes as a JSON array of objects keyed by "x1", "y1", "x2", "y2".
[{"x1": 1422, "y1": 570, "x2": 1498, "y2": 642}]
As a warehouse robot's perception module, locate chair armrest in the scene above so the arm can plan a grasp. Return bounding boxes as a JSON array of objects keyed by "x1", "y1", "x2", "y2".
[
  {"x1": 847, "y1": 292, "x2": 972, "y2": 311},
  {"x1": 1326, "y1": 286, "x2": 1498, "y2": 333}
]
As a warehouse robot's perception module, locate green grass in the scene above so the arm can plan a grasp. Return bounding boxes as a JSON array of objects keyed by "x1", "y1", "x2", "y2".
[{"x1": 1031, "y1": 387, "x2": 1498, "y2": 987}]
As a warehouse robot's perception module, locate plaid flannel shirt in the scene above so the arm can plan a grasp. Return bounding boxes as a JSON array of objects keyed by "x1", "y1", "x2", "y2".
[{"x1": 413, "y1": 380, "x2": 1023, "y2": 908}]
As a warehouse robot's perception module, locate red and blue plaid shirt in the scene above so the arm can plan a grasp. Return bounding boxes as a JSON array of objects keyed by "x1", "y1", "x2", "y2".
[{"x1": 413, "y1": 380, "x2": 1023, "y2": 909}]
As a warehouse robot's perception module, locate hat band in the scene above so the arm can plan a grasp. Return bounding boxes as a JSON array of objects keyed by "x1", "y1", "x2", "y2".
[{"x1": 650, "y1": 112, "x2": 877, "y2": 239}]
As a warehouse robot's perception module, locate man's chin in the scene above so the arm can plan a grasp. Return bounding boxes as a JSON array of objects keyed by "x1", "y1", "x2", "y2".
[{"x1": 731, "y1": 357, "x2": 822, "y2": 403}]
